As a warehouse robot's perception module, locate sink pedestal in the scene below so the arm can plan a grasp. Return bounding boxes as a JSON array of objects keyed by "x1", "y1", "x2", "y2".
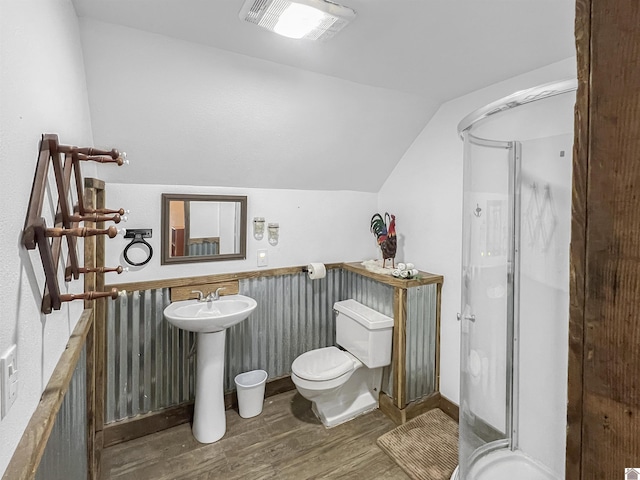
[{"x1": 192, "y1": 330, "x2": 226, "y2": 443}]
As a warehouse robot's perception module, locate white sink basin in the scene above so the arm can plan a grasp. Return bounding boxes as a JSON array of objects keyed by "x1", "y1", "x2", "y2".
[{"x1": 163, "y1": 295, "x2": 257, "y2": 333}]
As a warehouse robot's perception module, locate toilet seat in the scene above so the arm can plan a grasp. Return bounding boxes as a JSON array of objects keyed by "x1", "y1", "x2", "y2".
[{"x1": 292, "y1": 346, "x2": 359, "y2": 381}]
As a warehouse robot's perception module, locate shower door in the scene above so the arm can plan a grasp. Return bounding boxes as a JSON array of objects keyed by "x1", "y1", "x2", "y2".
[{"x1": 458, "y1": 133, "x2": 520, "y2": 478}]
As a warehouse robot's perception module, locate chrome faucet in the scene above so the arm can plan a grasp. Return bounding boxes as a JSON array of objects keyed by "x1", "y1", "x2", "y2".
[
  {"x1": 204, "y1": 287, "x2": 226, "y2": 302},
  {"x1": 192, "y1": 287, "x2": 225, "y2": 302},
  {"x1": 191, "y1": 290, "x2": 205, "y2": 301}
]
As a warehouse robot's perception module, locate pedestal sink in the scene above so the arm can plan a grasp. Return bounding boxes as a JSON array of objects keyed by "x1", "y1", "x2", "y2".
[{"x1": 163, "y1": 294, "x2": 257, "y2": 443}]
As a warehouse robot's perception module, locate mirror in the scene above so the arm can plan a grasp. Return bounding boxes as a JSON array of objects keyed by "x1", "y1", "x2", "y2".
[{"x1": 161, "y1": 194, "x2": 247, "y2": 264}]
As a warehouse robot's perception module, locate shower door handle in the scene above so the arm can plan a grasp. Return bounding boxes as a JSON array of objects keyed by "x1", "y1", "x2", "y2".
[{"x1": 456, "y1": 313, "x2": 476, "y2": 322}]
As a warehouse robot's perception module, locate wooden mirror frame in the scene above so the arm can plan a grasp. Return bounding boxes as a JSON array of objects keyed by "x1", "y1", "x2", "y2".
[{"x1": 161, "y1": 193, "x2": 247, "y2": 265}]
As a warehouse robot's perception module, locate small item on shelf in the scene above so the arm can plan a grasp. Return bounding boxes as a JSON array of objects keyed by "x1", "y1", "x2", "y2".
[
  {"x1": 392, "y1": 263, "x2": 420, "y2": 280},
  {"x1": 370, "y1": 212, "x2": 397, "y2": 268},
  {"x1": 360, "y1": 259, "x2": 393, "y2": 275}
]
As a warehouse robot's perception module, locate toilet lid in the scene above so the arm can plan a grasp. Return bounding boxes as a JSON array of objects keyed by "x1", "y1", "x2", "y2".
[{"x1": 292, "y1": 346, "x2": 354, "y2": 381}]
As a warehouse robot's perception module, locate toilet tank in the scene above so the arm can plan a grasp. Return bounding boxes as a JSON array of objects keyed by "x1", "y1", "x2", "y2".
[{"x1": 334, "y1": 299, "x2": 393, "y2": 368}]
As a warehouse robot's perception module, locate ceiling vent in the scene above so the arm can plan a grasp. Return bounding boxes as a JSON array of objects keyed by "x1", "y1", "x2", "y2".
[{"x1": 239, "y1": 0, "x2": 356, "y2": 41}]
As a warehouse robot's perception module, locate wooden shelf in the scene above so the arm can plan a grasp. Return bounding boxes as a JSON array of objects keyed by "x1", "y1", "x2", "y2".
[{"x1": 341, "y1": 261, "x2": 443, "y2": 288}]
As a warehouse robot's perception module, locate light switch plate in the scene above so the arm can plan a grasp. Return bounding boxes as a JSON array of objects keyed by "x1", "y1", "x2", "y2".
[
  {"x1": 1, "y1": 344, "x2": 18, "y2": 419},
  {"x1": 257, "y1": 249, "x2": 268, "y2": 267}
]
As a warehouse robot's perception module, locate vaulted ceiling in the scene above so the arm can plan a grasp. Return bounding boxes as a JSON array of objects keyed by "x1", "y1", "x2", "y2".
[{"x1": 72, "y1": 0, "x2": 575, "y2": 191}]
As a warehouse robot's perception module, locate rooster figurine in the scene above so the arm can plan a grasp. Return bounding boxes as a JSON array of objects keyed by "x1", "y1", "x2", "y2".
[{"x1": 370, "y1": 213, "x2": 397, "y2": 268}]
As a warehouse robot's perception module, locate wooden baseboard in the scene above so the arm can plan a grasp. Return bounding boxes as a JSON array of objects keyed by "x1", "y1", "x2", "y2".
[
  {"x1": 103, "y1": 402, "x2": 194, "y2": 448},
  {"x1": 405, "y1": 392, "x2": 441, "y2": 420},
  {"x1": 439, "y1": 395, "x2": 459, "y2": 422},
  {"x1": 379, "y1": 392, "x2": 404, "y2": 425},
  {"x1": 438, "y1": 396, "x2": 504, "y2": 443},
  {"x1": 379, "y1": 392, "x2": 443, "y2": 425},
  {"x1": 103, "y1": 376, "x2": 297, "y2": 448}
]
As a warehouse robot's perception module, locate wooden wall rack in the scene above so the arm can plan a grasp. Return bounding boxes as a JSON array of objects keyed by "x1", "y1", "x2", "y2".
[{"x1": 22, "y1": 134, "x2": 126, "y2": 313}]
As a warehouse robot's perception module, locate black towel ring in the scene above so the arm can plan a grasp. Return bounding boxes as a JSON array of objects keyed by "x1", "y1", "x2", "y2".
[{"x1": 123, "y1": 234, "x2": 153, "y2": 266}]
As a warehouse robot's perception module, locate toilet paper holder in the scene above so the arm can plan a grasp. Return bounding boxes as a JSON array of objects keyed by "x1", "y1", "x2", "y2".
[{"x1": 302, "y1": 263, "x2": 327, "y2": 280}]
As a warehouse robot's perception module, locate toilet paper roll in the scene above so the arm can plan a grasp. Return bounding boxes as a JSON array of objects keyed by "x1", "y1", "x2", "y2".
[{"x1": 307, "y1": 263, "x2": 326, "y2": 280}]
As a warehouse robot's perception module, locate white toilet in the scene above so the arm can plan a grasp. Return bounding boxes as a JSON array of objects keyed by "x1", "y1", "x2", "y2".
[{"x1": 291, "y1": 299, "x2": 393, "y2": 427}]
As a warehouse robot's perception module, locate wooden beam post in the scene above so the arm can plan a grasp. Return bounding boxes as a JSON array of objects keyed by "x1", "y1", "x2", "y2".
[
  {"x1": 393, "y1": 287, "x2": 407, "y2": 409},
  {"x1": 568, "y1": 0, "x2": 640, "y2": 477}
]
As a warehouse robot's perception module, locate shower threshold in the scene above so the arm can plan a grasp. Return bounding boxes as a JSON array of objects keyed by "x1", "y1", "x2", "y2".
[{"x1": 451, "y1": 449, "x2": 558, "y2": 480}]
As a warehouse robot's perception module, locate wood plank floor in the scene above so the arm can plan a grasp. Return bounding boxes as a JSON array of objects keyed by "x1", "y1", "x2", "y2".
[{"x1": 101, "y1": 390, "x2": 410, "y2": 479}]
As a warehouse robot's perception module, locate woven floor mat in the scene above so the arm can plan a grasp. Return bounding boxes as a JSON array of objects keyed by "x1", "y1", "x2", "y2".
[{"x1": 377, "y1": 409, "x2": 458, "y2": 480}]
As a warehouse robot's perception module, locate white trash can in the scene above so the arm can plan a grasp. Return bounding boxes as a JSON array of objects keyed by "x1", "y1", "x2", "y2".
[{"x1": 234, "y1": 369, "x2": 268, "y2": 418}]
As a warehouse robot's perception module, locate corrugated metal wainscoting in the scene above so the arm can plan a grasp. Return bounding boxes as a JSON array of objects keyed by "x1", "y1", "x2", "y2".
[
  {"x1": 106, "y1": 288, "x2": 196, "y2": 423},
  {"x1": 105, "y1": 269, "x2": 342, "y2": 423},
  {"x1": 35, "y1": 346, "x2": 88, "y2": 480},
  {"x1": 341, "y1": 270, "x2": 395, "y2": 395},
  {"x1": 105, "y1": 267, "x2": 438, "y2": 424},
  {"x1": 405, "y1": 284, "x2": 438, "y2": 402},
  {"x1": 229, "y1": 270, "x2": 340, "y2": 389}
]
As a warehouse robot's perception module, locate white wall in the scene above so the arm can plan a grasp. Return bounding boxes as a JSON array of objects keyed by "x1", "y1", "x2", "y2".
[
  {"x1": 377, "y1": 57, "x2": 577, "y2": 405},
  {"x1": 105, "y1": 184, "x2": 379, "y2": 283},
  {"x1": 78, "y1": 18, "x2": 437, "y2": 193},
  {"x1": 0, "y1": 0, "x2": 94, "y2": 475}
]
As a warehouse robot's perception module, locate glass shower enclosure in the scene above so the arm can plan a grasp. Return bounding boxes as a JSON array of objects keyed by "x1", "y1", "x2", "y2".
[{"x1": 454, "y1": 80, "x2": 576, "y2": 480}]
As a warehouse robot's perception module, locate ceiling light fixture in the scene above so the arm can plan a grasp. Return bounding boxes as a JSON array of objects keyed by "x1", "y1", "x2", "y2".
[{"x1": 239, "y1": 0, "x2": 356, "y2": 41}]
